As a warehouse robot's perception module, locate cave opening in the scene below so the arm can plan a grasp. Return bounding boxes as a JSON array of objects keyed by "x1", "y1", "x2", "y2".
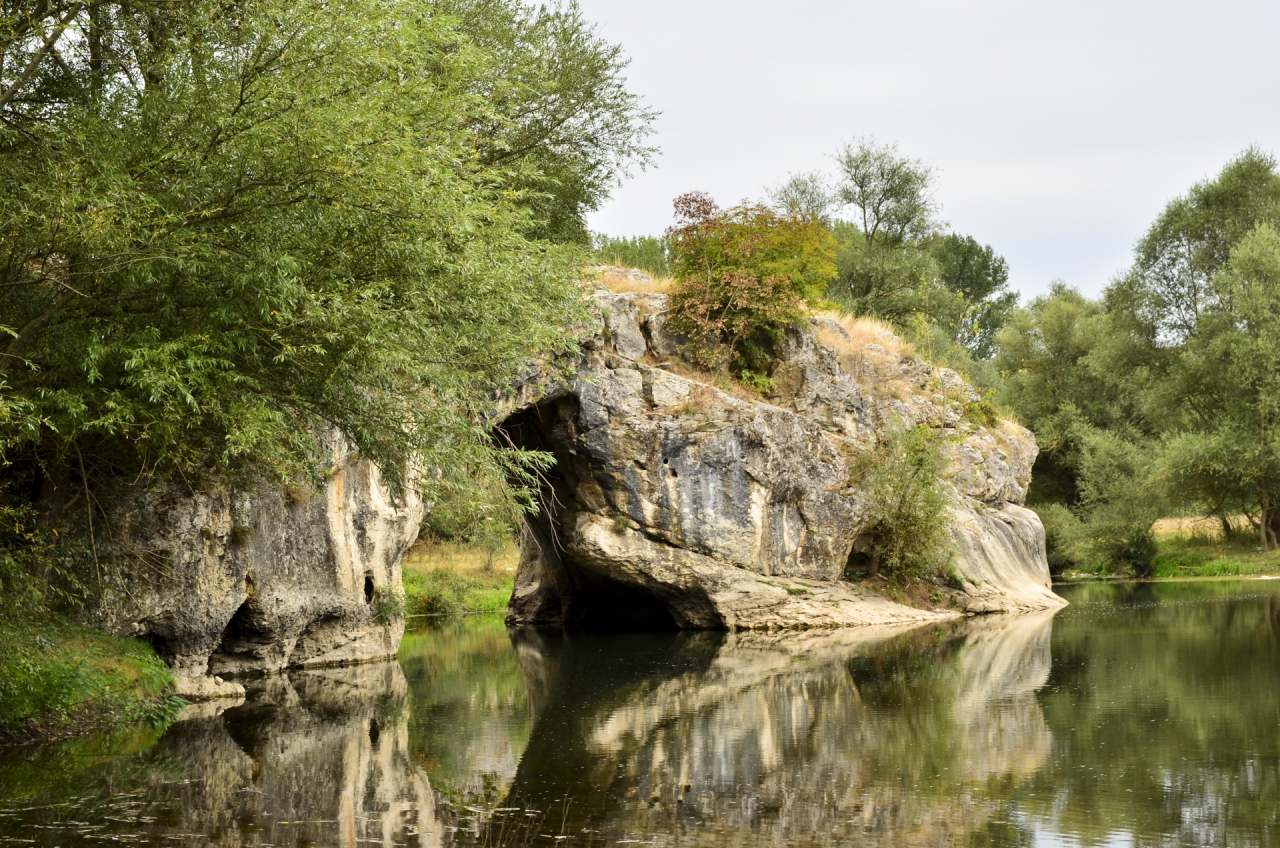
[
  {"x1": 496, "y1": 402, "x2": 683, "y2": 633},
  {"x1": 208, "y1": 597, "x2": 271, "y2": 676},
  {"x1": 137, "y1": 630, "x2": 169, "y2": 661},
  {"x1": 364, "y1": 572, "x2": 375, "y2": 604}
]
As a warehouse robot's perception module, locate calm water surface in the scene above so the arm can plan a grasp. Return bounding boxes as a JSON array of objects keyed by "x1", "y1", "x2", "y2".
[{"x1": 3, "y1": 579, "x2": 1280, "y2": 846}]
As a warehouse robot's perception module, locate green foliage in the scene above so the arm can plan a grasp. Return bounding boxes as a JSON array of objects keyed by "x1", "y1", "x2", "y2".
[
  {"x1": 403, "y1": 566, "x2": 514, "y2": 617},
  {"x1": 665, "y1": 192, "x2": 837, "y2": 378},
  {"x1": 768, "y1": 171, "x2": 836, "y2": 223},
  {"x1": 437, "y1": 0, "x2": 657, "y2": 244},
  {"x1": 930, "y1": 234, "x2": 1017, "y2": 359},
  {"x1": 995, "y1": 284, "x2": 1162, "y2": 573},
  {"x1": 850, "y1": 426, "x2": 954, "y2": 582},
  {"x1": 1033, "y1": 503, "x2": 1084, "y2": 575},
  {"x1": 1149, "y1": 526, "x2": 1280, "y2": 578},
  {"x1": 0, "y1": 0, "x2": 652, "y2": 598},
  {"x1": 0, "y1": 617, "x2": 176, "y2": 733},
  {"x1": 0, "y1": 498, "x2": 88, "y2": 614},
  {"x1": 372, "y1": 586, "x2": 407, "y2": 625},
  {"x1": 420, "y1": 453, "x2": 533, "y2": 549},
  {"x1": 1156, "y1": 223, "x2": 1280, "y2": 550},
  {"x1": 1119, "y1": 146, "x2": 1280, "y2": 343},
  {"x1": 996, "y1": 149, "x2": 1280, "y2": 573},
  {"x1": 591, "y1": 233, "x2": 670, "y2": 277},
  {"x1": 833, "y1": 137, "x2": 939, "y2": 248},
  {"x1": 815, "y1": 140, "x2": 1014, "y2": 357}
]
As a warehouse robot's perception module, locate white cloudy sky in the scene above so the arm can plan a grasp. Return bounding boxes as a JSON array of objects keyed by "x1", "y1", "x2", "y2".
[{"x1": 576, "y1": 0, "x2": 1280, "y2": 299}]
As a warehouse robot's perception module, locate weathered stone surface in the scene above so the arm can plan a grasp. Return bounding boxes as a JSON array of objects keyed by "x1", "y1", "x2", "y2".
[
  {"x1": 90, "y1": 432, "x2": 422, "y2": 697},
  {"x1": 502, "y1": 289, "x2": 1063, "y2": 630}
]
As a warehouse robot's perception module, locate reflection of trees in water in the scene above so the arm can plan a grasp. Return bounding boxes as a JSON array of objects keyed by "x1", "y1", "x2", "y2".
[
  {"x1": 399, "y1": 617, "x2": 532, "y2": 818},
  {"x1": 491, "y1": 614, "x2": 1056, "y2": 847},
  {"x1": 1029, "y1": 581, "x2": 1280, "y2": 847}
]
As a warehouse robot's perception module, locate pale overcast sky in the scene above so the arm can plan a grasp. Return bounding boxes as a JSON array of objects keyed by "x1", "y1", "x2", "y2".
[{"x1": 576, "y1": 0, "x2": 1280, "y2": 299}]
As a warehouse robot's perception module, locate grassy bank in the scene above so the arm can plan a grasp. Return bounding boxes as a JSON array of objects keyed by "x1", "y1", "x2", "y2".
[
  {"x1": 0, "y1": 617, "x2": 182, "y2": 744},
  {"x1": 1149, "y1": 517, "x2": 1280, "y2": 579},
  {"x1": 402, "y1": 539, "x2": 519, "y2": 618}
]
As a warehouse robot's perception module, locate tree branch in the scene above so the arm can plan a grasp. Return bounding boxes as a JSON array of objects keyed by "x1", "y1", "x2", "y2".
[{"x1": 0, "y1": 2, "x2": 83, "y2": 114}]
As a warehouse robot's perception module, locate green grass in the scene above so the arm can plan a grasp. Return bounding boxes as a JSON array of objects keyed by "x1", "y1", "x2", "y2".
[
  {"x1": 0, "y1": 616, "x2": 181, "y2": 738},
  {"x1": 1150, "y1": 527, "x2": 1280, "y2": 579},
  {"x1": 402, "y1": 539, "x2": 518, "y2": 617}
]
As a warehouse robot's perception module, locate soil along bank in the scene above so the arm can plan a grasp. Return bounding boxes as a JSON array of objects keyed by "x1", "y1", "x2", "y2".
[{"x1": 498, "y1": 289, "x2": 1065, "y2": 630}]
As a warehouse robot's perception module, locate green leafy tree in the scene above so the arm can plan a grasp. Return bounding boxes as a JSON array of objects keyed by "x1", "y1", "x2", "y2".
[
  {"x1": 437, "y1": 0, "x2": 658, "y2": 244},
  {"x1": 0, "y1": 0, "x2": 651, "y2": 600},
  {"x1": 665, "y1": 192, "x2": 837, "y2": 386},
  {"x1": 848, "y1": 426, "x2": 954, "y2": 582},
  {"x1": 827, "y1": 137, "x2": 942, "y2": 321},
  {"x1": 768, "y1": 171, "x2": 836, "y2": 223},
  {"x1": 591, "y1": 234, "x2": 669, "y2": 277},
  {"x1": 930, "y1": 234, "x2": 1016, "y2": 359},
  {"x1": 995, "y1": 285, "x2": 1162, "y2": 572},
  {"x1": 1160, "y1": 224, "x2": 1280, "y2": 549},
  {"x1": 1116, "y1": 147, "x2": 1280, "y2": 343}
]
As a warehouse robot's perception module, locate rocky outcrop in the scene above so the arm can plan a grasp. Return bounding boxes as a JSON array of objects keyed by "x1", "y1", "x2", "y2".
[
  {"x1": 500, "y1": 289, "x2": 1063, "y2": 630},
  {"x1": 89, "y1": 432, "x2": 422, "y2": 698}
]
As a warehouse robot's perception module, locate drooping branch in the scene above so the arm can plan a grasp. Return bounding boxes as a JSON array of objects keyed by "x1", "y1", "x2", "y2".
[{"x1": 0, "y1": 2, "x2": 84, "y2": 114}]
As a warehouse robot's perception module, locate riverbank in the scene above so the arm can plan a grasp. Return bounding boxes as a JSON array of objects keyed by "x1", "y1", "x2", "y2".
[
  {"x1": 0, "y1": 616, "x2": 182, "y2": 745},
  {"x1": 1060, "y1": 517, "x2": 1280, "y2": 581},
  {"x1": 402, "y1": 539, "x2": 518, "y2": 618},
  {"x1": 1151, "y1": 525, "x2": 1280, "y2": 578}
]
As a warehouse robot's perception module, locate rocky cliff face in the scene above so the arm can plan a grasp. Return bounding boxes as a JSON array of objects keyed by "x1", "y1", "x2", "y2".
[
  {"x1": 500, "y1": 289, "x2": 1064, "y2": 630},
  {"x1": 90, "y1": 432, "x2": 422, "y2": 699}
]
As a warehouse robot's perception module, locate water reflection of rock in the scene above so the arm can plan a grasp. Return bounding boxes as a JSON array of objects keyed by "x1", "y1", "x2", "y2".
[
  {"x1": 502, "y1": 612, "x2": 1056, "y2": 846},
  {"x1": 145, "y1": 662, "x2": 442, "y2": 847}
]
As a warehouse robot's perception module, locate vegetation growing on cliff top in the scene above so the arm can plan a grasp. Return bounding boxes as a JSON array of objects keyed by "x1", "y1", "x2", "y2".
[{"x1": 664, "y1": 192, "x2": 837, "y2": 390}]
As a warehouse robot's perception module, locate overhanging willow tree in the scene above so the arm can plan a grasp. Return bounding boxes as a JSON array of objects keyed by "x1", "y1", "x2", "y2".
[{"x1": 0, "y1": 0, "x2": 654, "y2": 596}]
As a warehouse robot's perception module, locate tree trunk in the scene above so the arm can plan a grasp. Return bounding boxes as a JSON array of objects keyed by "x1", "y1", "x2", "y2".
[
  {"x1": 868, "y1": 551, "x2": 880, "y2": 578},
  {"x1": 1220, "y1": 514, "x2": 1234, "y2": 538},
  {"x1": 1262, "y1": 503, "x2": 1273, "y2": 552}
]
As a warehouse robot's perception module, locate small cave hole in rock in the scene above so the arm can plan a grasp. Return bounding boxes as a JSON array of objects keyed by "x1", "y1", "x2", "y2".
[
  {"x1": 844, "y1": 540, "x2": 881, "y2": 580},
  {"x1": 137, "y1": 631, "x2": 169, "y2": 661},
  {"x1": 368, "y1": 718, "x2": 381, "y2": 747},
  {"x1": 364, "y1": 573, "x2": 375, "y2": 604}
]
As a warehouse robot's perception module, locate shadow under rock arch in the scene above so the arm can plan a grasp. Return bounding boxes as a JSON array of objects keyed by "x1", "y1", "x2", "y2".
[{"x1": 496, "y1": 400, "x2": 681, "y2": 631}]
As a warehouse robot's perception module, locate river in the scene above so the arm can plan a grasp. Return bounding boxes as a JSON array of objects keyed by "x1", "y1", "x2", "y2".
[{"x1": 2, "y1": 579, "x2": 1279, "y2": 846}]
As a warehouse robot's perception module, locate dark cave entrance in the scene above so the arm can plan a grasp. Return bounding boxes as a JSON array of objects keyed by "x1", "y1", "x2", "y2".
[
  {"x1": 497, "y1": 402, "x2": 680, "y2": 632},
  {"x1": 208, "y1": 596, "x2": 271, "y2": 676}
]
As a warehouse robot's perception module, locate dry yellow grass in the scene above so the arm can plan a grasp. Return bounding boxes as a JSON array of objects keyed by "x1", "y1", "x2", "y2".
[
  {"x1": 658, "y1": 358, "x2": 771, "y2": 404},
  {"x1": 591, "y1": 265, "x2": 673, "y2": 294},
  {"x1": 404, "y1": 538, "x2": 520, "y2": 575},
  {"x1": 813, "y1": 311, "x2": 917, "y2": 359},
  {"x1": 1152, "y1": 515, "x2": 1246, "y2": 540}
]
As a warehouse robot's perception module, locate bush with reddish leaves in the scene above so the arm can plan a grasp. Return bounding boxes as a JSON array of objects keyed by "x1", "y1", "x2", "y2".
[{"x1": 664, "y1": 193, "x2": 837, "y2": 389}]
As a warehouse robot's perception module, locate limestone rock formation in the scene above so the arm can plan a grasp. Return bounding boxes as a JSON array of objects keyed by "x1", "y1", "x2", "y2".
[
  {"x1": 501, "y1": 289, "x2": 1063, "y2": 630},
  {"x1": 90, "y1": 432, "x2": 422, "y2": 698}
]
